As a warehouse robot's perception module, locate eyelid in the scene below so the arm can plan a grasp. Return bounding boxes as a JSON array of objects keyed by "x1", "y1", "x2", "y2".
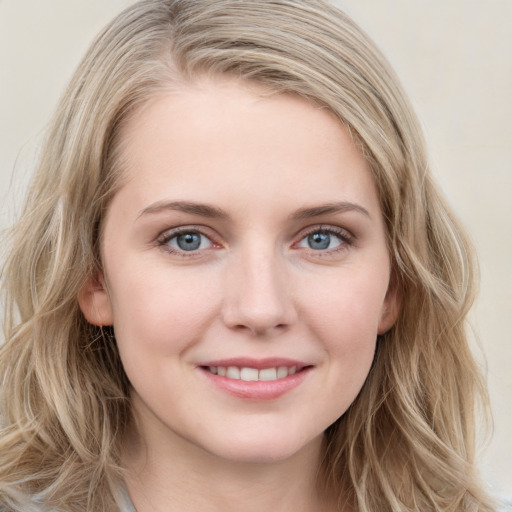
[
  {"x1": 154, "y1": 223, "x2": 355, "y2": 258},
  {"x1": 156, "y1": 225, "x2": 222, "y2": 256},
  {"x1": 292, "y1": 224, "x2": 355, "y2": 253},
  {"x1": 296, "y1": 224, "x2": 354, "y2": 241}
]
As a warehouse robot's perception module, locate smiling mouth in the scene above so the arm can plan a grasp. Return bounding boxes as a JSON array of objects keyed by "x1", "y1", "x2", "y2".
[
  {"x1": 198, "y1": 361, "x2": 312, "y2": 399},
  {"x1": 202, "y1": 365, "x2": 302, "y2": 382}
]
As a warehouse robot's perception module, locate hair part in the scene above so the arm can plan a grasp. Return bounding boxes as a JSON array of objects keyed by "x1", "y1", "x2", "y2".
[{"x1": 1, "y1": 1, "x2": 495, "y2": 510}]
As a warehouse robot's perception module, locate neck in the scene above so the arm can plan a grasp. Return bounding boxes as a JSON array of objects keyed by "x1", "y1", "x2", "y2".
[{"x1": 122, "y1": 411, "x2": 335, "y2": 512}]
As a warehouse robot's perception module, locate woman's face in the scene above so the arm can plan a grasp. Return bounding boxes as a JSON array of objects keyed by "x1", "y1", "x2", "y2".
[{"x1": 79, "y1": 78, "x2": 398, "y2": 464}]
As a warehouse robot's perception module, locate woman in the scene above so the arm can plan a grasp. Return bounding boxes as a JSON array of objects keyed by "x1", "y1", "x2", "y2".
[{"x1": 0, "y1": 0, "x2": 498, "y2": 510}]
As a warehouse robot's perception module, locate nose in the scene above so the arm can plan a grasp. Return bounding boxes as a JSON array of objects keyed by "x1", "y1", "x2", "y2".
[{"x1": 221, "y1": 250, "x2": 297, "y2": 336}]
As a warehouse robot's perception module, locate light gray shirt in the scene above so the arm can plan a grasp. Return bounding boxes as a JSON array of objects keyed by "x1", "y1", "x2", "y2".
[{"x1": 119, "y1": 485, "x2": 137, "y2": 512}]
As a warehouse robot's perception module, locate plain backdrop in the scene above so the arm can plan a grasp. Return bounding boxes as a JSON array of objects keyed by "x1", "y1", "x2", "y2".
[{"x1": 1, "y1": 0, "x2": 511, "y2": 498}]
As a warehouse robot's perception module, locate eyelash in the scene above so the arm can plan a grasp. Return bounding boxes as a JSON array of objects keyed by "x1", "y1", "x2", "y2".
[
  {"x1": 156, "y1": 225, "x2": 354, "y2": 258},
  {"x1": 157, "y1": 226, "x2": 218, "y2": 257},
  {"x1": 295, "y1": 225, "x2": 354, "y2": 255}
]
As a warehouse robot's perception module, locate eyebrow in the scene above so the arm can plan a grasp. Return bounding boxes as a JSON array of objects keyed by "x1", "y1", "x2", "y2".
[
  {"x1": 290, "y1": 201, "x2": 371, "y2": 220},
  {"x1": 138, "y1": 200, "x2": 230, "y2": 220},
  {"x1": 137, "y1": 200, "x2": 370, "y2": 221}
]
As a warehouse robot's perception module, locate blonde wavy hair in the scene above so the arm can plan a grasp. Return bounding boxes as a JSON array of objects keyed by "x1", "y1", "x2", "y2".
[{"x1": 0, "y1": 1, "x2": 496, "y2": 510}]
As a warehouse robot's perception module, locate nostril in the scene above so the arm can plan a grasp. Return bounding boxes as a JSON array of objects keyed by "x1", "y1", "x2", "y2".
[{"x1": 220, "y1": 273, "x2": 297, "y2": 334}]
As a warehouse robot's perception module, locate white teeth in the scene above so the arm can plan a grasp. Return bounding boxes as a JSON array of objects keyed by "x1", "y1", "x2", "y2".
[
  {"x1": 207, "y1": 365, "x2": 301, "y2": 381},
  {"x1": 226, "y1": 366, "x2": 240, "y2": 379},
  {"x1": 240, "y1": 367, "x2": 259, "y2": 381},
  {"x1": 259, "y1": 367, "x2": 278, "y2": 381},
  {"x1": 277, "y1": 366, "x2": 288, "y2": 379}
]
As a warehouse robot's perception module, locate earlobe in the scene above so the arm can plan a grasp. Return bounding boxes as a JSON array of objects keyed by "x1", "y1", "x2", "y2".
[
  {"x1": 77, "y1": 272, "x2": 114, "y2": 326},
  {"x1": 377, "y1": 279, "x2": 401, "y2": 335}
]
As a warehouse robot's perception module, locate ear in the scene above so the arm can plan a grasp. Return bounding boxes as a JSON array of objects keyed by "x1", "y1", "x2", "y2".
[
  {"x1": 377, "y1": 277, "x2": 401, "y2": 335},
  {"x1": 77, "y1": 271, "x2": 114, "y2": 326}
]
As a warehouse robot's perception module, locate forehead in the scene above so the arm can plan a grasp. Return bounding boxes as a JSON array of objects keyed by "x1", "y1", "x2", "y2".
[
  {"x1": 111, "y1": 77, "x2": 380, "y2": 220},
  {"x1": 120, "y1": 77, "x2": 346, "y2": 156}
]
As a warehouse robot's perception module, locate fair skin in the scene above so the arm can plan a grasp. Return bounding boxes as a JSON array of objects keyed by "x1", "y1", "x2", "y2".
[{"x1": 79, "y1": 78, "x2": 399, "y2": 512}]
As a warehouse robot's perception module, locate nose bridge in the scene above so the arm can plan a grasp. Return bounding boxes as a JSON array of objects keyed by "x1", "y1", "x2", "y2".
[{"x1": 222, "y1": 244, "x2": 295, "y2": 335}]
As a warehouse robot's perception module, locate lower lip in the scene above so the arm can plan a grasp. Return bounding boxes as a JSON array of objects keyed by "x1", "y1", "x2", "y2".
[{"x1": 198, "y1": 367, "x2": 312, "y2": 400}]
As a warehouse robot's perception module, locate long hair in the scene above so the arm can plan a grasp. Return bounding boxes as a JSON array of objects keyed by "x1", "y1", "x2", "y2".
[{"x1": 0, "y1": 1, "x2": 495, "y2": 510}]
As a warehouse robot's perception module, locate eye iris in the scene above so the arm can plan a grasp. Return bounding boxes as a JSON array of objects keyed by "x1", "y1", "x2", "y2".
[
  {"x1": 176, "y1": 232, "x2": 201, "y2": 251},
  {"x1": 308, "y1": 232, "x2": 330, "y2": 250}
]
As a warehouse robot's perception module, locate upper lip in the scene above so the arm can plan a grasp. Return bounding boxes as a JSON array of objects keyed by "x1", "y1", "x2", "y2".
[{"x1": 197, "y1": 357, "x2": 311, "y2": 371}]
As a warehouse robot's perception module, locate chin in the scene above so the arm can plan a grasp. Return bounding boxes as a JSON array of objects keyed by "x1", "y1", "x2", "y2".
[{"x1": 200, "y1": 430, "x2": 323, "y2": 465}]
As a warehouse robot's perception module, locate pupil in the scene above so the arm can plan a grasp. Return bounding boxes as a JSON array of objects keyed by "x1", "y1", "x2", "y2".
[
  {"x1": 177, "y1": 233, "x2": 201, "y2": 251},
  {"x1": 308, "y1": 232, "x2": 330, "y2": 250}
]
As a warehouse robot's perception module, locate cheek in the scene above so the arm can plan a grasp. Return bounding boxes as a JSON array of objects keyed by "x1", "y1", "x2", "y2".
[
  {"x1": 300, "y1": 270, "x2": 387, "y2": 380},
  {"x1": 304, "y1": 270, "x2": 388, "y2": 338},
  {"x1": 107, "y1": 264, "x2": 221, "y2": 357}
]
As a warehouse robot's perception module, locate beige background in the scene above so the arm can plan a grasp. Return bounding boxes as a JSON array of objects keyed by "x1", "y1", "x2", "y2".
[{"x1": 1, "y1": 0, "x2": 511, "y2": 497}]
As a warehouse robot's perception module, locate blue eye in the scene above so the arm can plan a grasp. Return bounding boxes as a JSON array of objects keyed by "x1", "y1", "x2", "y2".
[
  {"x1": 165, "y1": 231, "x2": 213, "y2": 252},
  {"x1": 307, "y1": 232, "x2": 332, "y2": 250},
  {"x1": 297, "y1": 230, "x2": 345, "y2": 251}
]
